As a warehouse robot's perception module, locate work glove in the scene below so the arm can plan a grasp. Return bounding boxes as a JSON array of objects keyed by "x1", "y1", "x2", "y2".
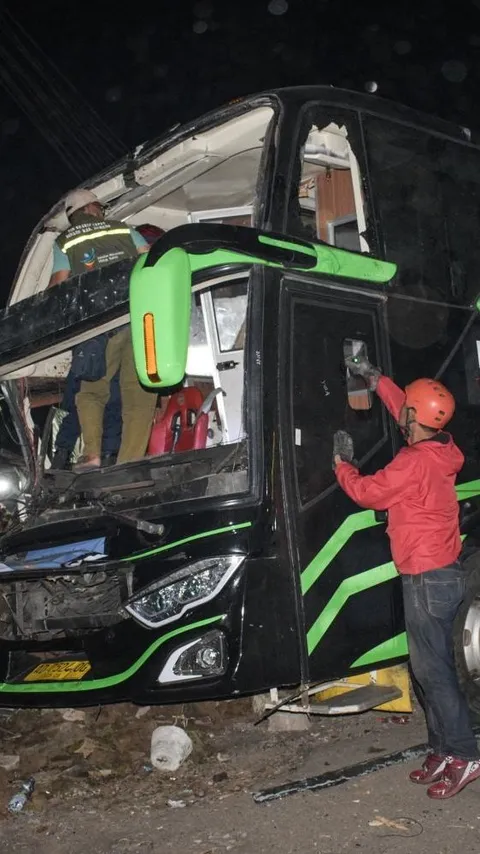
[
  {"x1": 333, "y1": 430, "x2": 355, "y2": 468},
  {"x1": 345, "y1": 355, "x2": 381, "y2": 391}
]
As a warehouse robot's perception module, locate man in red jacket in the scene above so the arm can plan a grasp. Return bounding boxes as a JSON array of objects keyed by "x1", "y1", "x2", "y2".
[{"x1": 333, "y1": 358, "x2": 480, "y2": 799}]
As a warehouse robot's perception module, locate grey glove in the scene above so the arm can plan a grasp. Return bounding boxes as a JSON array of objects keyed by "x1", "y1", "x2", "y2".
[
  {"x1": 333, "y1": 430, "x2": 354, "y2": 468},
  {"x1": 345, "y1": 355, "x2": 381, "y2": 391}
]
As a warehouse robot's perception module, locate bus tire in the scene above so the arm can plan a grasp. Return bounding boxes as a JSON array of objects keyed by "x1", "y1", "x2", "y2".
[{"x1": 454, "y1": 554, "x2": 480, "y2": 718}]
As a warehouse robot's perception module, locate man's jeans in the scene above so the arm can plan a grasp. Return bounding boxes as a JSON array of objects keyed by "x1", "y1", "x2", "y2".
[{"x1": 402, "y1": 563, "x2": 479, "y2": 760}]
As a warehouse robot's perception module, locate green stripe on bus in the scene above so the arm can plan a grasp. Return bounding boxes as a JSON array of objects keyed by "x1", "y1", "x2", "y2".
[
  {"x1": 0, "y1": 615, "x2": 223, "y2": 694},
  {"x1": 257, "y1": 234, "x2": 316, "y2": 258},
  {"x1": 351, "y1": 632, "x2": 408, "y2": 669},
  {"x1": 301, "y1": 477, "x2": 480, "y2": 598},
  {"x1": 122, "y1": 522, "x2": 252, "y2": 563},
  {"x1": 301, "y1": 510, "x2": 380, "y2": 595},
  {"x1": 456, "y1": 479, "x2": 480, "y2": 500},
  {"x1": 188, "y1": 243, "x2": 396, "y2": 283},
  {"x1": 307, "y1": 563, "x2": 397, "y2": 655}
]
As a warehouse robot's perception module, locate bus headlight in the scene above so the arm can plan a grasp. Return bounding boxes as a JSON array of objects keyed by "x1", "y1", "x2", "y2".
[
  {"x1": 158, "y1": 630, "x2": 228, "y2": 683},
  {"x1": 0, "y1": 464, "x2": 26, "y2": 500},
  {"x1": 125, "y1": 555, "x2": 244, "y2": 628}
]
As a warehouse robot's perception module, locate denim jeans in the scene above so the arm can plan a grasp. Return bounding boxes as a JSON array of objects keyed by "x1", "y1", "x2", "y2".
[{"x1": 402, "y1": 563, "x2": 479, "y2": 760}]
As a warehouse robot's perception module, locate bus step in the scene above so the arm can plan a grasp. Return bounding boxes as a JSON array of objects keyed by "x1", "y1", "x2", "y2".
[{"x1": 310, "y1": 684, "x2": 402, "y2": 715}]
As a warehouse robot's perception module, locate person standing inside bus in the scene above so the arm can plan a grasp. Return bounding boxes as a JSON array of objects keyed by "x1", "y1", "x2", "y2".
[
  {"x1": 48, "y1": 189, "x2": 158, "y2": 469},
  {"x1": 332, "y1": 360, "x2": 480, "y2": 800}
]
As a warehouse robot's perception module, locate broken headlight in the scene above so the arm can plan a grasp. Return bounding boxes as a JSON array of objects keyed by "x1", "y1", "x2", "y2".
[
  {"x1": 0, "y1": 464, "x2": 26, "y2": 501},
  {"x1": 125, "y1": 555, "x2": 244, "y2": 628}
]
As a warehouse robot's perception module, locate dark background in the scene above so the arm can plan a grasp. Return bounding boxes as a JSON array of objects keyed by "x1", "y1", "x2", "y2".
[{"x1": 0, "y1": 0, "x2": 478, "y2": 300}]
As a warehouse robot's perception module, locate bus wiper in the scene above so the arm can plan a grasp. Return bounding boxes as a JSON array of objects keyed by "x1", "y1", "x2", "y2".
[{"x1": 98, "y1": 507, "x2": 166, "y2": 538}]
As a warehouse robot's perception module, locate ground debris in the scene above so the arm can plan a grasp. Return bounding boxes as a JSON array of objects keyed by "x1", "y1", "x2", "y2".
[
  {"x1": 369, "y1": 815, "x2": 411, "y2": 830},
  {"x1": 0, "y1": 700, "x2": 427, "y2": 831},
  {"x1": 368, "y1": 814, "x2": 424, "y2": 837},
  {"x1": 74, "y1": 738, "x2": 98, "y2": 759},
  {"x1": 150, "y1": 725, "x2": 193, "y2": 771},
  {"x1": 60, "y1": 709, "x2": 86, "y2": 723},
  {"x1": 167, "y1": 798, "x2": 187, "y2": 808},
  {"x1": 0, "y1": 754, "x2": 19, "y2": 771},
  {"x1": 135, "y1": 706, "x2": 151, "y2": 719}
]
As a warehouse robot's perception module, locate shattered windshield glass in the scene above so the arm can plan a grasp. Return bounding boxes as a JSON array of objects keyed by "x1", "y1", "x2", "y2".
[{"x1": 0, "y1": 276, "x2": 251, "y2": 515}]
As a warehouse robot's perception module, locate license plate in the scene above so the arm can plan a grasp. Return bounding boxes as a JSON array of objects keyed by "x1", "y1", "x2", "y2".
[{"x1": 23, "y1": 661, "x2": 92, "y2": 682}]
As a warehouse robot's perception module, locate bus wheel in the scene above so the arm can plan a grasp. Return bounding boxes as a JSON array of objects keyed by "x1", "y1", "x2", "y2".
[{"x1": 454, "y1": 557, "x2": 480, "y2": 717}]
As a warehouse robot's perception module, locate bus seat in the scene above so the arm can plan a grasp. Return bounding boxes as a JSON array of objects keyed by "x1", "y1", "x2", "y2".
[
  {"x1": 147, "y1": 386, "x2": 224, "y2": 455},
  {"x1": 194, "y1": 387, "x2": 224, "y2": 448},
  {"x1": 148, "y1": 387, "x2": 204, "y2": 455}
]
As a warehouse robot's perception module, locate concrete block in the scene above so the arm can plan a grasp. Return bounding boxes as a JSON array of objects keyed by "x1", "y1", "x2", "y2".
[{"x1": 267, "y1": 711, "x2": 311, "y2": 732}]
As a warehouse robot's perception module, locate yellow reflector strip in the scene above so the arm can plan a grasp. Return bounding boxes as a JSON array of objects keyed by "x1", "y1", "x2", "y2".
[
  {"x1": 62, "y1": 228, "x2": 131, "y2": 251},
  {"x1": 143, "y1": 312, "x2": 160, "y2": 382}
]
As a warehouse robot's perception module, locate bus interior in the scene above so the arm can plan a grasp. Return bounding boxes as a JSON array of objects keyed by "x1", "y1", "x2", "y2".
[{"x1": 2, "y1": 103, "x2": 369, "y2": 494}]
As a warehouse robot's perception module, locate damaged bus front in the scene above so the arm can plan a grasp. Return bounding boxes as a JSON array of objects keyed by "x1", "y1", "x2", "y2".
[
  {"x1": 0, "y1": 213, "x2": 397, "y2": 707},
  {"x1": 0, "y1": 249, "x2": 258, "y2": 705}
]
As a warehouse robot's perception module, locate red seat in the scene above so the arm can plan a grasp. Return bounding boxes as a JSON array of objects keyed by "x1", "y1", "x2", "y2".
[
  {"x1": 147, "y1": 387, "x2": 209, "y2": 455},
  {"x1": 136, "y1": 223, "x2": 166, "y2": 245}
]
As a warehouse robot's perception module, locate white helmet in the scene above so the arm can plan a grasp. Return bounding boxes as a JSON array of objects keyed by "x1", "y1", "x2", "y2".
[{"x1": 64, "y1": 188, "x2": 99, "y2": 218}]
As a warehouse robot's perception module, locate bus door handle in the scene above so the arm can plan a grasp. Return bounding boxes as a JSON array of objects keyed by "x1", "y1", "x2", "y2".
[{"x1": 216, "y1": 360, "x2": 239, "y2": 371}]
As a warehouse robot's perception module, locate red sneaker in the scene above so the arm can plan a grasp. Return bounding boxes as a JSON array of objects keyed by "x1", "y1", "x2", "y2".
[
  {"x1": 409, "y1": 754, "x2": 447, "y2": 784},
  {"x1": 427, "y1": 757, "x2": 480, "y2": 799}
]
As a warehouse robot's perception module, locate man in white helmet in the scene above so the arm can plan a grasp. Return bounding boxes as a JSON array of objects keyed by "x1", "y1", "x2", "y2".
[
  {"x1": 48, "y1": 188, "x2": 149, "y2": 287},
  {"x1": 48, "y1": 188, "x2": 157, "y2": 470}
]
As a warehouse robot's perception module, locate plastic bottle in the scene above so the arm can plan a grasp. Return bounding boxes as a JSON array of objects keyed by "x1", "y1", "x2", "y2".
[{"x1": 8, "y1": 777, "x2": 35, "y2": 813}]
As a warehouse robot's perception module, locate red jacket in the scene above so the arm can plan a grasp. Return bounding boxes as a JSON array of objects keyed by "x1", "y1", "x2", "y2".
[{"x1": 335, "y1": 376, "x2": 463, "y2": 574}]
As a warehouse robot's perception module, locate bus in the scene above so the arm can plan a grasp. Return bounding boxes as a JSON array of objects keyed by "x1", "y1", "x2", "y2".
[{"x1": 0, "y1": 86, "x2": 479, "y2": 715}]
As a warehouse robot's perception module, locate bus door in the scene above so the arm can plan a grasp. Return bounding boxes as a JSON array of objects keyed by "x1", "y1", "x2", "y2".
[{"x1": 279, "y1": 274, "x2": 406, "y2": 684}]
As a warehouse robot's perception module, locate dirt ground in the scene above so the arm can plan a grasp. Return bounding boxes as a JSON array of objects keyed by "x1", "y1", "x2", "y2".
[{"x1": 1, "y1": 698, "x2": 480, "y2": 853}]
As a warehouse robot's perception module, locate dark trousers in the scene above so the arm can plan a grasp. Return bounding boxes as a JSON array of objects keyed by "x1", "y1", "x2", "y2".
[{"x1": 402, "y1": 563, "x2": 479, "y2": 760}]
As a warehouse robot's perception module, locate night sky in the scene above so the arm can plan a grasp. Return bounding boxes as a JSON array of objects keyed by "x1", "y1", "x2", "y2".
[{"x1": 0, "y1": 0, "x2": 479, "y2": 300}]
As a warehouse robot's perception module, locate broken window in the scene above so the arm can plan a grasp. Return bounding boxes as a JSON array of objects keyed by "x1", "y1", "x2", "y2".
[
  {"x1": 212, "y1": 282, "x2": 248, "y2": 352},
  {"x1": 0, "y1": 275, "x2": 251, "y2": 510},
  {"x1": 288, "y1": 106, "x2": 370, "y2": 253},
  {"x1": 12, "y1": 104, "x2": 277, "y2": 301}
]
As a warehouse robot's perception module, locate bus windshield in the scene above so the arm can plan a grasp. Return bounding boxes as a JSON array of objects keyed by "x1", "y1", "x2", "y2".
[{"x1": 0, "y1": 271, "x2": 251, "y2": 512}]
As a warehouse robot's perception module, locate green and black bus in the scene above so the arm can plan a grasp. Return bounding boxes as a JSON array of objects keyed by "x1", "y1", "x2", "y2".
[{"x1": 0, "y1": 86, "x2": 479, "y2": 714}]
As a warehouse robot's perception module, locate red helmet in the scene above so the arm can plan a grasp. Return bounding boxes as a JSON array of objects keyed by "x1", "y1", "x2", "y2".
[{"x1": 404, "y1": 378, "x2": 455, "y2": 429}]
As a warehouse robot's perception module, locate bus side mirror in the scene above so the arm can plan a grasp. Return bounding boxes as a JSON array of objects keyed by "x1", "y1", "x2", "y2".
[{"x1": 129, "y1": 247, "x2": 192, "y2": 389}]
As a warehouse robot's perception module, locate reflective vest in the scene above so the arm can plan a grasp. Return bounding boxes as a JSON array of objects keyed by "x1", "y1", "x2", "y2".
[{"x1": 56, "y1": 217, "x2": 138, "y2": 277}]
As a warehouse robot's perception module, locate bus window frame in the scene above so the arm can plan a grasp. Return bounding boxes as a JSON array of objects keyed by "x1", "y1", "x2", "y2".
[
  {"x1": 190, "y1": 206, "x2": 253, "y2": 226},
  {"x1": 283, "y1": 101, "x2": 378, "y2": 259}
]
